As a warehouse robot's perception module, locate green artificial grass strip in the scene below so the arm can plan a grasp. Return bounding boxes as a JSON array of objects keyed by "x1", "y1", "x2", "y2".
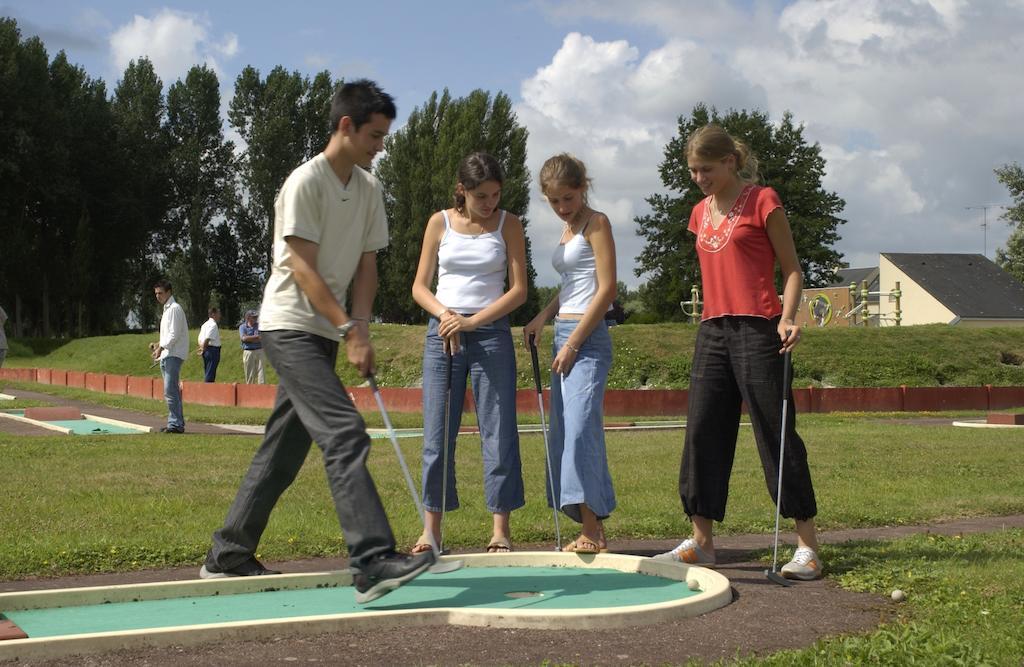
[{"x1": 7, "y1": 567, "x2": 696, "y2": 638}]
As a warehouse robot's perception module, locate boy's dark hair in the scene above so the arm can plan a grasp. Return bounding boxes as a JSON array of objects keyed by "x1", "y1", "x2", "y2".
[
  {"x1": 154, "y1": 279, "x2": 172, "y2": 292},
  {"x1": 208, "y1": 307, "x2": 220, "y2": 316},
  {"x1": 328, "y1": 79, "x2": 396, "y2": 134}
]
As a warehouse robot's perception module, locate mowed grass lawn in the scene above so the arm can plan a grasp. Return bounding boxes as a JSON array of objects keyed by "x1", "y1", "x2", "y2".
[
  {"x1": 3, "y1": 412, "x2": 1023, "y2": 665},
  {"x1": 1, "y1": 413, "x2": 1021, "y2": 579}
]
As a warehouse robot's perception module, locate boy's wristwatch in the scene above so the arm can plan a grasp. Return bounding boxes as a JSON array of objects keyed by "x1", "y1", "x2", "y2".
[{"x1": 337, "y1": 320, "x2": 357, "y2": 340}]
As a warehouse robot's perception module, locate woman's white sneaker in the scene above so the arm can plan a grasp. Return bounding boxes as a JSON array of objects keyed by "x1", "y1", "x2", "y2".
[
  {"x1": 781, "y1": 546, "x2": 823, "y2": 580},
  {"x1": 653, "y1": 538, "x2": 716, "y2": 565}
]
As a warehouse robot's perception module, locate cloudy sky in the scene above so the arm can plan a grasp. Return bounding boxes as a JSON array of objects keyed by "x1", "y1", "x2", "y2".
[{"x1": 5, "y1": 0, "x2": 1022, "y2": 288}]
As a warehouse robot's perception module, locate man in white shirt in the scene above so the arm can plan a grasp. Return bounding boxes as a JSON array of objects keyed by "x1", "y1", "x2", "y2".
[
  {"x1": 152, "y1": 279, "x2": 188, "y2": 433},
  {"x1": 200, "y1": 80, "x2": 434, "y2": 603},
  {"x1": 197, "y1": 307, "x2": 222, "y2": 382}
]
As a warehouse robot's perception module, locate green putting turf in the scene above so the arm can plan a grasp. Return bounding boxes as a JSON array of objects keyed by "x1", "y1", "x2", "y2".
[
  {"x1": 5, "y1": 567, "x2": 698, "y2": 638},
  {"x1": 2, "y1": 410, "x2": 143, "y2": 435},
  {"x1": 43, "y1": 419, "x2": 141, "y2": 435}
]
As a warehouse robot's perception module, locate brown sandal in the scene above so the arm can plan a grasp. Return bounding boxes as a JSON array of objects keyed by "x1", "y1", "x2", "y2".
[
  {"x1": 486, "y1": 536, "x2": 513, "y2": 553},
  {"x1": 411, "y1": 542, "x2": 434, "y2": 555},
  {"x1": 563, "y1": 536, "x2": 600, "y2": 554}
]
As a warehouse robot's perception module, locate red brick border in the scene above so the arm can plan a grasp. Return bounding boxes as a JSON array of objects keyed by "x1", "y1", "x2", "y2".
[
  {"x1": 236, "y1": 384, "x2": 277, "y2": 409},
  {"x1": 84, "y1": 372, "x2": 105, "y2": 393},
  {"x1": 127, "y1": 376, "x2": 153, "y2": 399},
  {"x1": 8, "y1": 367, "x2": 1024, "y2": 415},
  {"x1": 104, "y1": 374, "x2": 129, "y2": 396},
  {"x1": 988, "y1": 385, "x2": 1024, "y2": 410},
  {"x1": 181, "y1": 381, "x2": 236, "y2": 407},
  {"x1": 903, "y1": 386, "x2": 989, "y2": 412}
]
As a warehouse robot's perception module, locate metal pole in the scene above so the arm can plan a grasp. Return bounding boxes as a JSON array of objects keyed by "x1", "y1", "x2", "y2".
[
  {"x1": 966, "y1": 205, "x2": 1009, "y2": 259},
  {"x1": 861, "y1": 280, "x2": 870, "y2": 327},
  {"x1": 893, "y1": 281, "x2": 902, "y2": 327}
]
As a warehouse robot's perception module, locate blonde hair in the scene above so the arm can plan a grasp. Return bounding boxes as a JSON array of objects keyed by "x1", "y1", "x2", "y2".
[
  {"x1": 685, "y1": 124, "x2": 760, "y2": 184},
  {"x1": 539, "y1": 153, "x2": 593, "y2": 203}
]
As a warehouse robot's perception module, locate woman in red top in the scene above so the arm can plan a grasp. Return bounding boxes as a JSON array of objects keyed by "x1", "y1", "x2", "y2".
[{"x1": 654, "y1": 124, "x2": 823, "y2": 580}]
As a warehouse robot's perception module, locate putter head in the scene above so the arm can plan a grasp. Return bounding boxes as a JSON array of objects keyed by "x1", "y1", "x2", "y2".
[
  {"x1": 429, "y1": 557, "x2": 464, "y2": 574},
  {"x1": 421, "y1": 534, "x2": 462, "y2": 574},
  {"x1": 765, "y1": 569, "x2": 792, "y2": 587}
]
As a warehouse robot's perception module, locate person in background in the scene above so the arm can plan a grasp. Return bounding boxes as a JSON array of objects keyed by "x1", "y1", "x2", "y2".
[
  {"x1": 197, "y1": 307, "x2": 222, "y2": 382},
  {"x1": 152, "y1": 279, "x2": 188, "y2": 433},
  {"x1": 239, "y1": 310, "x2": 266, "y2": 384}
]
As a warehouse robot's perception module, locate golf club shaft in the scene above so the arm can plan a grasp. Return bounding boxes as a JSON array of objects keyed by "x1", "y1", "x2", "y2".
[
  {"x1": 530, "y1": 333, "x2": 562, "y2": 550},
  {"x1": 770, "y1": 349, "x2": 793, "y2": 573},
  {"x1": 369, "y1": 374, "x2": 464, "y2": 574},
  {"x1": 368, "y1": 375, "x2": 426, "y2": 526},
  {"x1": 440, "y1": 340, "x2": 453, "y2": 553}
]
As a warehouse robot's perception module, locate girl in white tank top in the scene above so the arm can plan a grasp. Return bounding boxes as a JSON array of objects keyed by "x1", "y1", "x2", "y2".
[
  {"x1": 523, "y1": 154, "x2": 618, "y2": 554},
  {"x1": 412, "y1": 152, "x2": 529, "y2": 555}
]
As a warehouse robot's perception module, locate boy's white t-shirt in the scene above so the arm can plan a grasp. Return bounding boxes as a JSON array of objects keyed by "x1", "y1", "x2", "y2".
[{"x1": 259, "y1": 154, "x2": 389, "y2": 340}]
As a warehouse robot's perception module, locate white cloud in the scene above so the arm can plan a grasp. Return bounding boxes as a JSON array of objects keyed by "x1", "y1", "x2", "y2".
[
  {"x1": 520, "y1": 1, "x2": 1024, "y2": 287},
  {"x1": 518, "y1": 32, "x2": 765, "y2": 287},
  {"x1": 216, "y1": 33, "x2": 239, "y2": 58},
  {"x1": 109, "y1": 9, "x2": 239, "y2": 84}
]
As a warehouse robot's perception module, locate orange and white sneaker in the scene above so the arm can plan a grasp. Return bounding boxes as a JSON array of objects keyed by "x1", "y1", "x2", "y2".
[
  {"x1": 781, "y1": 547, "x2": 823, "y2": 580},
  {"x1": 652, "y1": 538, "x2": 716, "y2": 565}
]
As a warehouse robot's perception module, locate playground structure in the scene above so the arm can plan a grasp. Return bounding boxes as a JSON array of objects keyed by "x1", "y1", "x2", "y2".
[{"x1": 681, "y1": 281, "x2": 904, "y2": 327}]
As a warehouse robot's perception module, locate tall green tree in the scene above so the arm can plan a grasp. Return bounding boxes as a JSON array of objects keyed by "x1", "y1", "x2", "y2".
[
  {"x1": 207, "y1": 222, "x2": 252, "y2": 325},
  {"x1": 46, "y1": 52, "x2": 122, "y2": 336},
  {"x1": 111, "y1": 57, "x2": 171, "y2": 331},
  {"x1": 0, "y1": 20, "x2": 53, "y2": 337},
  {"x1": 229, "y1": 65, "x2": 333, "y2": 279},
  {"x1": 374, "y1": 89, "x2": 536, "y2": 324},
  {"x1": 994, "y1": 163, "x2": 1024, "y2": 283},
  {"x1": 634, "y1": 105, "x2": 846, "y2": 320},
  {"x1": 165, "y1": 65, "x2": 235, "y2": 326}
]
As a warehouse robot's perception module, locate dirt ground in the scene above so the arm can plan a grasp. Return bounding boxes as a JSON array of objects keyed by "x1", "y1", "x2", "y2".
[{"x1": 5, "y1": 515, "x2": 1023, "y2": 667}]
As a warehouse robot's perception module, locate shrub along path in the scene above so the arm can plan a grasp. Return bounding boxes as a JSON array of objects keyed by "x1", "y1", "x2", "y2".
[{"x1": 4, "y1": 514, "x2": 1022, "y2": 666}]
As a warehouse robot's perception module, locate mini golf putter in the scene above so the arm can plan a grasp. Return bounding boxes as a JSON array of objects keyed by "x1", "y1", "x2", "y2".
[
  {"x1": 765, "y1": 349, "x2": 794, "y2": 588},
  {"x1": 529, "y1": 333, "x2": 562, "y2": 551},
  {"x1": 368, "y1": 374, "x2": 463, "y2": 575}
]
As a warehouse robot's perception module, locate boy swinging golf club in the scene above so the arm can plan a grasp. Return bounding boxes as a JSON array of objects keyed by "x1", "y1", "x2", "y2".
[{"x1": 199, "y1": 80, "x2": 434, "y2": 604}]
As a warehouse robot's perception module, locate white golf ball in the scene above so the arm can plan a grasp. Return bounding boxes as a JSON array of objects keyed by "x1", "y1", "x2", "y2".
[
  {"x1": 891, "y1": 589, "x2": 906, "y2": 602},
  {"x1": 687, "y1": 577, "x2": 700, "y2": 591}
]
